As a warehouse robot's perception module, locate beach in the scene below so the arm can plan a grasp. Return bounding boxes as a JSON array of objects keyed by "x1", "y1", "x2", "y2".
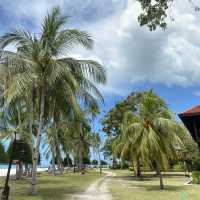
[{"x1": 0, "y1": 165, "x2": 48, "y2": 177}]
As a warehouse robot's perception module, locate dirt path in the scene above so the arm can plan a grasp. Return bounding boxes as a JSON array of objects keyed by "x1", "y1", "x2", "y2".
[{"x1": 69, "y1": 171, "x2": 114, "y2": 200}]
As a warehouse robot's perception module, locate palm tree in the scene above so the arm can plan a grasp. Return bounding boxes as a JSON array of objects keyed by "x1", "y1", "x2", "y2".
[
  {"x1": 112, "y1": 129, "x2": 142, "y2": 179},
  {"x1": 120, "y1": 91, "x2": 186, "y2": 189},
  {"x1": 0, "y1": 7, "x2": 106, "y2": 195},
  {"x1": 0, "y1": 98, "x2": 33, "y2": 180}
]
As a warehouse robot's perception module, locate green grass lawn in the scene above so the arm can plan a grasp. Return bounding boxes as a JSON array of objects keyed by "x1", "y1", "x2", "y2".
[
  {"x1": 108, "y1": 170, "x2": 200, "y2": 200},
  {"x1": 0, "y1": 170, "x2": 102, "y2": 200},
  {"x1": 2, "y1": 169, "x2": 200, "y2": 200}
]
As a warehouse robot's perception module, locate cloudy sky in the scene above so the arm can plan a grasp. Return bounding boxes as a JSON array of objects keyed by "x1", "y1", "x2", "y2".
[{"x1": 1, "y1": 0, "x2": 200, "y2": 151}]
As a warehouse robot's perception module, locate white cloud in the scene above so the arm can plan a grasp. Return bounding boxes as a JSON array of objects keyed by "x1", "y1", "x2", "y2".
[
  {"x1": 0, "y1": 0, "x2": 125, "y2": 31},
  {"x1": 70, "y1": 0, "x2": 200, "y2": 95},
  {"x1": 1, "y1": 0, "x2": 200, "y2": 96}
]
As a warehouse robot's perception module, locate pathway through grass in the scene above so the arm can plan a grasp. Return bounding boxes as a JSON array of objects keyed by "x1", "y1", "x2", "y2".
[
  {"x1": 0, "y1": 170, "x2": 102, "y2": 200},
  {"x1": 68, "y1": 171, "x2": 114, "y2": 200}
]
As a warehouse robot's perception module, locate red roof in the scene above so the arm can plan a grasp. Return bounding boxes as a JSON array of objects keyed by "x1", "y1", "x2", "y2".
[{"x1": 179, "y1": 105, "x2": 200, "y2": 117}]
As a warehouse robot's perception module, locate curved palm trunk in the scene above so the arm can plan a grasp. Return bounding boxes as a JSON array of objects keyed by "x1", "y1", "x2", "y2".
[{"x1": 28, "y1": 88, "x2": 45, "y2": 195}]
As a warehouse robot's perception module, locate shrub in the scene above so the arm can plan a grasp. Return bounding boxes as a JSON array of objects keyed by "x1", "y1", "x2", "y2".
[
  {"x1": 172, "y1": 163, "x2": 185, "y2": 172},
  {"x1": 192, "y1": 171, "x2": 200, "y2": 184},
  {"x1": 142, "y1": 166, "x2": 151, "y2": 172},
  {"x1": 91, "y1": 160, "x2": 98, "y2": 165},
  {"x1": 129, "y1": 167, "x2": 134, "y2": 171}
]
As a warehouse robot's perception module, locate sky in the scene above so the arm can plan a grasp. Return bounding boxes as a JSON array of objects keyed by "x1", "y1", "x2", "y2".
[{"x1": 1, "y1": 0, "x2": 200, "y2": 164}]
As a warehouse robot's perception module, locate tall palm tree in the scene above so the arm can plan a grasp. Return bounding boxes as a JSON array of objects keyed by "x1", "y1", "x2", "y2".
[
  {"x1": 119, "y1": 91, "x2": 186, "y2": 189},
  {"x1": 0, "y1": 7, "x2": 106, "y2": 195}
]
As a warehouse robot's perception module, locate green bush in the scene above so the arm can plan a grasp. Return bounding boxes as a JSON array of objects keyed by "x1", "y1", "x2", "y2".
[
  {"x1": 129, "y1": 167, "x2": 134, "y2": 171},
  {"x1": 142, "y1": 166, "x2": 151, "y2": 172},
  {"x1": 192, "y1": 171, "x2": 200, "y2": 184},
  {"x1": 172, "y1": 163, "x2": 185, "y2": 172}
]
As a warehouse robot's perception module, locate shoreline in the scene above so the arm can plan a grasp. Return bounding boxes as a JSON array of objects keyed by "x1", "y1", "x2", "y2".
[{"x1": 0, "y1": 167, "x2": 48, "y2": 177}]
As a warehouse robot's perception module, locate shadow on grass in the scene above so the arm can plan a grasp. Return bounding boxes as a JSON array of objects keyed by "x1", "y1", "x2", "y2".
[
  {"x1": 37, "y1": 186, "x2": 81, "y2": 200},
  {"x1": 110, "y1": 175, "x2": 186, "y2": 192},
  {"x1": 131, "y1": 184, "x2": 185, "y2": 191},
  {"x1": 111, "y1": 175, "x2": 156, "y2": 182}
]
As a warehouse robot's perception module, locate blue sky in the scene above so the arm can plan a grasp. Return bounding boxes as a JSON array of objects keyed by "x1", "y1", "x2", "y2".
[{"x1": 1, "y1": 0, "x2": 200, "y2": 164}]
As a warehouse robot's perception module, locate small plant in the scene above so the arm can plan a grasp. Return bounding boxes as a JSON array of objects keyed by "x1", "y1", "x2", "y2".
[
  {"x1": 172, "y1": 163, "x2": 185, "y2": 172},
  {"x1": 192, "y1": 171, "x2": 200, "y2": 184},
  {"x1": 129, "y1": 167, "x2": 134, "y2": 171}
]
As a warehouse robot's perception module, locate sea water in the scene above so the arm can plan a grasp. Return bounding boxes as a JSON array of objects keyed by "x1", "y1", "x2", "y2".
[{"x1": 0, "y1": 164, "x2": 16, "y2": 169}]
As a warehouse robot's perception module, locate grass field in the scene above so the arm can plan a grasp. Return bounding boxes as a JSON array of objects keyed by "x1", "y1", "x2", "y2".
[
  {"x1": 1, "y1": 169, "x2": 200, "y2": 200},
  {"x1": 108, "y1": 170, "x2": 200, "y2": 200},
  {"x1": 0, "y1": 170, "x2": 102, "y2": 200}
]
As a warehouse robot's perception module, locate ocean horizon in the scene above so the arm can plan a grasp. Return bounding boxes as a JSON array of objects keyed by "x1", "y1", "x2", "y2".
[
  {"x1": 0, "y1": 163, "x2": 48, "y2": 169},
  {"x1": 0, "y1": 163, "x2": 16, "y2": 169}
]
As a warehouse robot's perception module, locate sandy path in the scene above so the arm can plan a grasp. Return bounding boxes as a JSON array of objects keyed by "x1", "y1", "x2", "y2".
[{"x1": 69, "y1": 171, "x2": 114, "y2": 200}]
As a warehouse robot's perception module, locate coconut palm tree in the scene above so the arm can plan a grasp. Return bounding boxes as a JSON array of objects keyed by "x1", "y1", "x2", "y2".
[
  {"x1": 112, "y1": 128, "x2": 142, "y2": 179},
  {"x1": 0, "y1": 98, "x2": 33, "y2": 180},
  {"x1": 119, "y1": 91, "x2": 186, "y2": 189},
  {"x1": 0, "y1": 7, "x2": 106, "y2": 195}
]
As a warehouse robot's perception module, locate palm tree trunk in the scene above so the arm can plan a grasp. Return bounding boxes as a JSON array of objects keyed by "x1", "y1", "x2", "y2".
[
  {"x1": 57, "y1": 157, "x2": 64, "y2": 174},
  {"x1": 25, "y1": 163, "x2": 29, "y2": 174},
  {"x1": 16, "y1": 162, "x2": 19, "y2": 180},
  {"x1": 157, "y1": 166, "x2": 164, "y2": 189},
  {"x1": 53, "y1": 117, "x2": 64, "y2": 175},
  {"x1": 78, "y1": 143, "x2": 83, "y2": 171},
  {"x1": 55, "y1": 141, "x2": 63, "y2": 174},
  {"x1": 112, "y1": 155, "x2": 116, "y2": 169},
  {"x1": 73, "y1": 164, "x2": 76, "y2": 173},
  {"x1": 29, "y1": 89, "x2": 34, "y2": 164},
  {"x1": 97, "y1": 148, "x2": 102, "y2": 174},
  {"x1": 51, "y1": 145, "x2": 56, "y2": 176},
  {"x1": 18, "y1": 161, "x2": 23, "y2": 179},
  {"x1": 28, "y1": 88, "x2": 45, "y2": 195},
  {"x1": 134, "y1": 158, "x2": 142, "y2": 180},
  {"x1": 73, "y1": 157, "x2": 76, "y2": 173},
  {"x1": 17, "y1": 106, "x2": 23, "y2": 180}
]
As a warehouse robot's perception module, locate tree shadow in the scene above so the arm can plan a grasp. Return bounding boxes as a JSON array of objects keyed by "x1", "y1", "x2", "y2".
[
  {"x1": 110, "y1": 174, "x2": 186, "y2": 192},
  {"x1": 130, "y1": 184, "x2": 185, "y2": 191},
  {"x1": 37, "y1": 186, "x2": 81, "y2": 200},
  {"x1": 111, "y1": 175, "x2": 155, "y2": 181}
]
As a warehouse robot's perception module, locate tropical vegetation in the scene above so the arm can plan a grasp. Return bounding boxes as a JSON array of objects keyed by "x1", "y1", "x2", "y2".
[
  {"x1": 102, "y1": 90, "x2": 193, "y2": 189},
  {"x1": 0, "y1": 2, "x2": 199, "y2": 200},
  {"x1": 0, "y1": 6, "x2": 106, "y2": 195}
]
